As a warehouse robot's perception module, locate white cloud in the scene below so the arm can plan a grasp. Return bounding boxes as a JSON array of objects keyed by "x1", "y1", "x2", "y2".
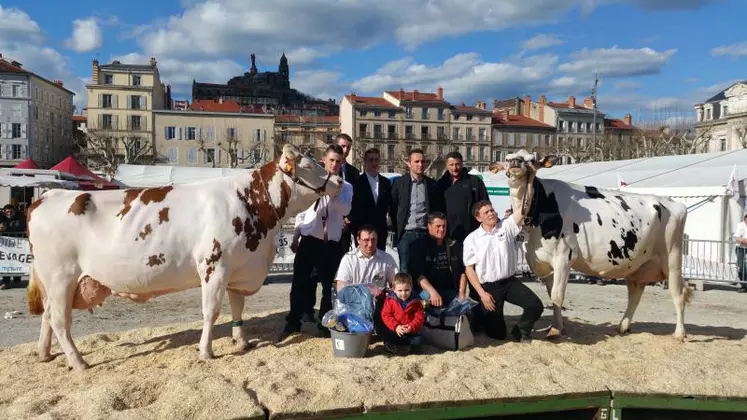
[
  {"x1": 521, "y1": 34, "x2": 565, "y2": 51},
  {"x1": 351, "y1": 53, "x2": 557, "y2": 102},
  {"x1": 292, "y1": 70, "x2": 348, "y2": 100},
  {"x1": 0, "y1": 7, "x2": 86, "y2": 109},
  {"x1": 65, "y1": 17, "x2": 103, "y2": 53},
  {"x1": 711, "y1": 41, "x2": 747, "y2": 58},
  {"x1": 0, "y1": 6, "x2": 43, "y2": 43},
  {"x1": 558, "y1": 46, "x2": 676, "y2": 77}
]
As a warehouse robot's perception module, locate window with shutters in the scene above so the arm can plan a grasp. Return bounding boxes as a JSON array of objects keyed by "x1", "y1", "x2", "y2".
[
  {"x1": 102, "y1": 115, "x2": 113, "y2": 129},
  {"x1": 165, "y1": 126, "x2": 176, "y2": 140},
  {"x1": 132, "y1": 75, "x2": 141, "y2": 86},
  {"x1": 11, "y1": 124, "x2": 21, "y2": 138},
  {"x1": 130, "y1": 96, "x2": 142, "y2": 110},
  {"x1": 187, "y1": 148, "x2": 197, "y2": 164},
  {"x1": 102, "y1": 94, "x2": 113, "y2": 108},
  {"x1": 204, "y1": 148, "x2": 216, "y2": 164},
  {"x1": 103, "y1": 74, "x2": 113, "y2": 84},
  {"x1": 12, "y1": 85, "x2": 18, "y2": 97},
  {"x1": 167, "y1": 148, "x2": 178, "y2": 163},
  {"x1": 11, "y1": 144, "x2": 22, "y2": 160},
  {"x1": 129, "y1": 116, "x2": 141, "y2": 130},
  {"x1": 185, "y1": 127, "x2": 196, "y2": 140}
]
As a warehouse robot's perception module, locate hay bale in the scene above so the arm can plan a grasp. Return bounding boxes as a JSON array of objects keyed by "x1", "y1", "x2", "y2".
[{"x1": 1, "y1": 310, "x2": 746, "y2": 419}]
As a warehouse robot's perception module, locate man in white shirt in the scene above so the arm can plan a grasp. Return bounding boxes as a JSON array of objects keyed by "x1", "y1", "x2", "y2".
[
  {"x1": 463, "y1": 200, "x2": 544, "y2": 342},
  {"x1": 734, "y1": 214, "x2": 747, "y2": 293},
  {"x1": 335, "y1": 225, "x2": 398, "y2": 290},
  {"x1": 278, "y1": 144, "x2": 353, "y2": 342}
]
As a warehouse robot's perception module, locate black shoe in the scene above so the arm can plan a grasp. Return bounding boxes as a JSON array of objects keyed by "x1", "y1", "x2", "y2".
[
  {"x1": 317, "y1": 325, "x2": 331, "y2": 338},
  {"x1": 276, "y1": 323, "x2": 300, "y2": 343},
  {"x1": 384, "y1": 342, "x2": 397, "y2": 354},
  {"x1": 302, "y1": 312, "x2": 317, "y2": 323}
]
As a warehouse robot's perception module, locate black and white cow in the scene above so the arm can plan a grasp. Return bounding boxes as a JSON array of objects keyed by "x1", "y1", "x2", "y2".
[{"x1": 492, "y1": 149, "x2": 692, "y2": 340}]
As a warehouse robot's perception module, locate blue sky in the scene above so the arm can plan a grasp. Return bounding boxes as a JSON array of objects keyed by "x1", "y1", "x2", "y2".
[{"x1": 3, "y1": 0, "x2": 746, "y2": 121}]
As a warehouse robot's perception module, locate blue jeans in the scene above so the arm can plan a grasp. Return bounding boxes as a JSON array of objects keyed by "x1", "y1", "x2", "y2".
[{"x1": 396, "y1": 229, "x2": 427, "y2": 274}]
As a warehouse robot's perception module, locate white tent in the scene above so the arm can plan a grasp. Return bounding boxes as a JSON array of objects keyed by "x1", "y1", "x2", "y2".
[
  {"x1": 114, "y1": 164, "x2": 249, "y2": 188},
  {"x1": 480, "y1": 148, "x2": 747, "y2": 244}
]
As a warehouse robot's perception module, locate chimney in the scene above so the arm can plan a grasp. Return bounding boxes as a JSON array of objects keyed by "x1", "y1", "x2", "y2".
[
  {"x1": 568, "y1": 96, "x2": 576, "y2": 108},
  {"x1": 584, "y1": 97, "x2": 594, "y2": 109},
  {"x1": 412, "y1": 89, "x2": 419, "y2": 100},
  {"x1": 539, "y1": 95, "x2": 546, "y2": 122},
  {"x1": 53, "y1": 80, "x2": 63, "y2": 87},
  {"x1": 349, "y1": 93, "x2": 356, "y2": 101},
  {"x1": 523, "y1": 95, "x2": 531, "y2": 116},
  {"x1": 437, "y1": 87, "x2": 443, "y2": 100},
  {"x1": 476, "y1": 100, "x2": 486, "y2": 110},
  {"x1": 624, "y1": 113, "x2": 632, "y2": 126},
  {"x1": 92, "y1": 59, "x2": 99, "y2": 84},
  {"x1": 399, "y1": 88, "x2": 404, "y2": 99},
  {"x1": 150, "y1": 56, "x2": 157, "y2": 67}
]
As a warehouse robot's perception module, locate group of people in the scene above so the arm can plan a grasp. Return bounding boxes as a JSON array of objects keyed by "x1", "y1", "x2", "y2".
[
  {"x1": 277, "y1": 133, "x2": 545, "y2": 353},
  {"x1": 0, "y1": 204, "x2": 27, "y2": 290}
]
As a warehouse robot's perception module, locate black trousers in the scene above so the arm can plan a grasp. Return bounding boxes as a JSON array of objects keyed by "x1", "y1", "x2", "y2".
[
  {"x1": 736, "y1": 247, "x2": 747, "y2": 289},
  {"x1": 287, "y1": 236, "x2": 341, "y2": 328},
  {"x1": 480, "y1": 278, "x2": 544, "y2": 340}
]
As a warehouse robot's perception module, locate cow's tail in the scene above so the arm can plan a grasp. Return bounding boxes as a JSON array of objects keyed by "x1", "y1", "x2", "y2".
[
  {"x1": 682, "y1": 283, "x2": 694, "y2": 305},
  {"x1": 27, "y1": 266, "x2": 45, "y2": 315}
]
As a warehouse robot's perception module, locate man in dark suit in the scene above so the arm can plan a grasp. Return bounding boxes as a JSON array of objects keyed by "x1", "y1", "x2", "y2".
[
  {"x1": 335, "y1": 133, "x2": 360, "y2": 255},
  {"x1": 350, "y1": 148, "x2": 391, "y2": 251},
  {"x1": 390, "y1": 148, "x2": 446, "y2": 273}
]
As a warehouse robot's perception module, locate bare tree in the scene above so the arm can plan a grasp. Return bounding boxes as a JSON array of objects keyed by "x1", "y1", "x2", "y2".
[
  {"x1": 78, "y1": 131, "x2": 156, "y2": 176},
  {"x1": 196, "y1": 131, "x2": 218, "y2": 168}
]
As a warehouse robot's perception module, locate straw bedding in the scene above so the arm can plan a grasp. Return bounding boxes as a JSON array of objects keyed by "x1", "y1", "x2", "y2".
[{"x1": 1, "y1": 310, "x2": 746, "y2": 419}]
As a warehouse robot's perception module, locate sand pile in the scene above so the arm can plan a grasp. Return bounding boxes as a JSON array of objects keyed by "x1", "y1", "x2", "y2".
[{"x1": 1, "y1": 310, "x2": 746, "y2": 419}]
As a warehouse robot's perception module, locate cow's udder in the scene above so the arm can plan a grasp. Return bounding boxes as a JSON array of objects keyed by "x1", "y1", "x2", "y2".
[{"x1": 72, "y1": 276, "x2": 111, "y2": 309}]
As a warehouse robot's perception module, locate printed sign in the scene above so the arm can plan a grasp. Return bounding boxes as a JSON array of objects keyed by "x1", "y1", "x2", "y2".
[
  {"x1": 334, "y1": 338, "x2": 345, "y2": 351},
  {"x1": 0, "y1": 236, "x2": 32, "y2": 274}
]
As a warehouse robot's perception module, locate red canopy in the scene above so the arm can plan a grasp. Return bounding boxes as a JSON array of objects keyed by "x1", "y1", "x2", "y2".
[
  {"x1": 13, "y1": 158, "x2": 39, "y2": 169},
  {"x1": 50, "y1": 156, "x2": 120, "y2": 190}
]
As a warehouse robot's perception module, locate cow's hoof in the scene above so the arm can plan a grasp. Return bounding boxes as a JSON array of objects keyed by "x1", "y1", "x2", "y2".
[
  {"x1": 545, "y1": 327, "x2": 563, "y2": 340},
  {"x1": 70, "y1": 361, "x2": 90, "y2": 371},
  {"x1": 232, "y1": 339, "x2": 254, "y2": 351},
  {"x1": 38, "y1": 353, "x2": 53, "y2": 363},
  {"x1": 673, "y1": 329, "x2": 686, "y2": 342}
]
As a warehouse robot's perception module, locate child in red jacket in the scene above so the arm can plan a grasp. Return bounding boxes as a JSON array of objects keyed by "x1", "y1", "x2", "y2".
[{"x1": 380, "y1": 273, "x2": 425, "y2": 355}]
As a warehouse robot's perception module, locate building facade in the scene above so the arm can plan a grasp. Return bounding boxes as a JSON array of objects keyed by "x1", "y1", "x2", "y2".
[
  {"x1": 274, "y1": 115, "x2": 339, "y2": 157},
  {"x1": 153, "y1": 109, "x2": 275, "y2": 168},
  {"x1": 694, "y1": 81, "x2": 747, "y2": 152},
  {"x1": 192, "y1": 53, "x2": 338, "y2": 116},
  {"x1": 0, "y1": 56, "x2": 75, "y2": 168},
  {"x1": 85, "y1": 57, "x2": 170, "y2": 164},
  {"x1": 339, "y1": 88, "x2": 493, "y2": 175}
]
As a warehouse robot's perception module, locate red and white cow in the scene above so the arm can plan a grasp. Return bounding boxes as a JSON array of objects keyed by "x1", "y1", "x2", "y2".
[
  {"x1": 492, "y1": 149, "x2": 692, "y2": 340},
  {"x1": 26, "y1": 144, "x2": 341, "y2": 370}
]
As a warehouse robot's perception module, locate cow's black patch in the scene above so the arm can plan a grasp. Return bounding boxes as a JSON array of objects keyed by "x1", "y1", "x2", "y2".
[
  {"x1": 597, "y1": 213, "x2": 603, "y2": 226},
  {"x1": 608, "y1": 241, "x2": 623, "y2": 260},
  {"x1": 615, "y1": 195, "x2": 632, "y2": 212},
  {"x1": 653, "y1": 204, "x2": 662, "y2": 221},
  {"x1": 561, "y1": 233, "x2": 565, "y2": 238},
  {"x1": 568, "y1": 249, "x2": 573, "y2": 261},
  {"x1": 573, "y1": 223, "x2": 579, "y2": 233},
  {"x1": 621, "y1": 230, "x2": 638, "y2": 259},
  {"x1": 524, "y1": 179, "x2": 563, "y2": 240},
  {"x1": 585, "y1": 186, "x2": 605, "y2": 199},
  {"x1": 612, "y1": 218, "x2": 618, "y2": 227}
]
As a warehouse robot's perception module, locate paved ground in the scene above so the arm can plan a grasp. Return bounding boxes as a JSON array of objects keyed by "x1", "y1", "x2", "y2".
[{"x1": 2, "y1": 275, "x2": 745, "y2": 348}]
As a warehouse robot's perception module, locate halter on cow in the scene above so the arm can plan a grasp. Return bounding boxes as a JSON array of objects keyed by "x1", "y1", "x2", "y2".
[
  {"x1": 491, "y1": 149, "x2": 692, "y2": 341},
  {"x1": 26, "y1": 144, "x2": 342, "y2": 370}
]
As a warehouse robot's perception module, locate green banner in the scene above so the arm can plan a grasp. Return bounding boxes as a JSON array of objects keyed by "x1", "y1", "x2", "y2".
[{"x1": 486, "y1": 186, "x2": 510, "y2": 196}]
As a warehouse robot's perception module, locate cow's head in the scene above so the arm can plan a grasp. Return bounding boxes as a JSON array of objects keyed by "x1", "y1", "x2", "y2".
[
  {"x1": 489, "y1": 149, "x2": 557, "y2": 187},
  {"x1": 278, "y1": 144, "x2": 343, "y2": 197}
]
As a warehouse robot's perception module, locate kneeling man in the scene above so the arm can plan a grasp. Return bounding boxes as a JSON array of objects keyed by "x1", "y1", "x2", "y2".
[{"x1": 463, "y1": 200, "x2": 543, "y2": 342}]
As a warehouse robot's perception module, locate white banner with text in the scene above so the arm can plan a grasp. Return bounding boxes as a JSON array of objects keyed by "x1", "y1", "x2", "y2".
[{"x1": 0, "y1": 236, "x2": 33, "y2": 275}]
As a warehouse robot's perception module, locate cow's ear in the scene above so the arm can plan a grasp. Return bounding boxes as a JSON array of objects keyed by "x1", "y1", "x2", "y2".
[
  {"x1": 540, "y1": 155, "x2": 559, "y2": 168},
  {"x1": 279, "y1": 149, "x2": 295, "y2": 173},
  {"x1": 488, "y1": 162, "x2": 506, "y2": 174}
]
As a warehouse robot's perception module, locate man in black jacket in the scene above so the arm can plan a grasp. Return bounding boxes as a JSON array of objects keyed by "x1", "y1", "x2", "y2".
[
  {"x1": 437, "y1": 151, "x2": 489, "y2": 243},
  {"x1": 409, "y1": 212, "x2": 467, "y2": 307},
  {"x1": 336, "y1": 133, "x2": 360, "y2": 255},
  {"x1": 350, "y1": 148, "x2": 391, "y2": 251},
  {"x1": 390, "y1": 148, "x2": 446, "y2": 273}
]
